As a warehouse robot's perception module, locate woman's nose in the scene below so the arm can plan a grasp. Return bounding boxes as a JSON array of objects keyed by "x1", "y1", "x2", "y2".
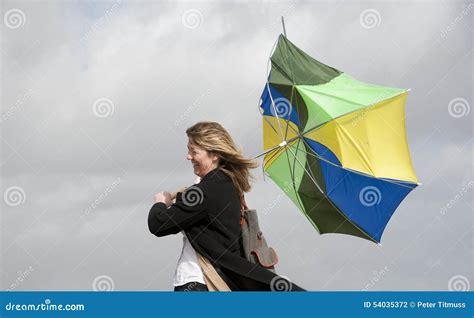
[{"x1": 186, "y1": 154, "x2": 192, "y2": 160}]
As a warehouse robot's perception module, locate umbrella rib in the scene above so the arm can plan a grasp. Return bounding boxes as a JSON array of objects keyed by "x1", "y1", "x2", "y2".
[
  {"x1": 299, "y1": 87, "x2": 367, "y2": 108},
  {"x1": 282, "y1": 141, "x2": 321, "y2": 233},
  {"x1": 286, "y1": 85, "x2": 301, "y2": 137},
  {"x1": 280, "y1": 138, "x2": 301, "y2": 206},
  {"x1": 266, "y1": 35, "x2": 302, "y2": 147},
  {"x1": 266, "y1": 82, "x2": 285, "y2": 139},
  {"x1": 283, "y1": 99, "x2": 291, "y2": 141},
  {"x1": 265, "y1": 38, "x2": 287, "y2": 142},
  {"x1": 281, "y1": 36, "x2": 303, "y2": 141},
  {"x1": 259, "y1": 113, "x2": 285, "y2": 182},
  {"x1": 262, "y1": 146, "x2": 285, "y2": 169},
  {"x1": 263, "y1": 36, "x2": 309, "y2": 154},
  {"x1": 334, "y1": 123, "x2": 376, "y2": 176},
  {"x1": 283, "y1": 141, "x2": 377, "y2": 242},
  {"x1": 284, "y1": 142, "x2": 378, "y2": 243},
  {"x1": 300, "y1": 90, "x2": 410, "y2": 137},
  {"x1": 284, "y1": 141, "x2": 324, "y2": 194},
  {"x1": 258, "y1": 131, "x2": 417, "y2": 190},
  {"x1": 283, "y1": 141, "x2": 308, "y2": 216},
  {"x1": 255, "y1": 91, "x2": 410, "y2": 165},
  {"x1": 283, "y1": 35, "x2": 298, "y2": 140},
  {"x1": 262, "y1": 114, "x2": 281, "y2": 138},
  {"x1": 258, "y1": 89, "x2": 285, "y2": 150},
  {"x1": 294, "y1": 138, "x2": 324, "y2": 195},
  {"x1": 261, "y1": 107, "x2": 380, "y2": 241},
  {"x1": 287, "y1": 138, "x2": 418, "y2": 190},
  {"x1": 260, "y1": 84, "x2": 300, "y2": 146}
]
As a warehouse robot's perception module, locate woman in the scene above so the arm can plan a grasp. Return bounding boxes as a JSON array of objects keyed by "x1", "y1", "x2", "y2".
[{"x1": 148, "y1": 121, "x2": 305, "y2": 291}]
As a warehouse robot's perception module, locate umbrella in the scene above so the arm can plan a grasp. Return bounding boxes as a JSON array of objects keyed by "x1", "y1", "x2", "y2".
[{"x1": 258, "y1": 33, "x2": 419, "y2": 243}]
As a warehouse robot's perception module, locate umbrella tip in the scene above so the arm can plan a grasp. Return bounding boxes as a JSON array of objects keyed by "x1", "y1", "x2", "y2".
[{"x1": 281, "y1": 16, "x2": 287, "y2": 38}]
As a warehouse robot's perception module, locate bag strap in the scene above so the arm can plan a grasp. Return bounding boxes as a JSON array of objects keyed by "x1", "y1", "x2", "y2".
[
  {"x1": 239, "y1": 194, "x2": 248, "y2": 212},
  {"x1": 239, "y1": 194, "x2": 248, "y2": 225}
]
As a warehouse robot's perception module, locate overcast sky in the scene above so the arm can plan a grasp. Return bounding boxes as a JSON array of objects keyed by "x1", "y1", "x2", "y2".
[{"x1": 1, "y1": 0, "x2": 472, "y2": 291}]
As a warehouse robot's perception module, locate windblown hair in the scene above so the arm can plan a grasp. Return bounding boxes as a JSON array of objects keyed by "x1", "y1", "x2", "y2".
[{"x1": 186, "y1": 121, "x2": 259, "y2": 196}]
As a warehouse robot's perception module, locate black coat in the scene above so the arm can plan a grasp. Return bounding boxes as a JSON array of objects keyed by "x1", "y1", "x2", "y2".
[{"x1": 148, "y1": 167, "x2": 305, "y2": 291}]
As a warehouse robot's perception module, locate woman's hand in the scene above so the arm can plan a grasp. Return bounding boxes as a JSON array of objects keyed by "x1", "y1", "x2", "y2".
[{"x1": 154, "y1": 192, "x2": 172, "y2": 207}]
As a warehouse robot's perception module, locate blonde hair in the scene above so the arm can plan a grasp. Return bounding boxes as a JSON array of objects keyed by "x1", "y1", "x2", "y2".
[{"x1": 186, "y1": 121, "x2": 259, "y2": 195}]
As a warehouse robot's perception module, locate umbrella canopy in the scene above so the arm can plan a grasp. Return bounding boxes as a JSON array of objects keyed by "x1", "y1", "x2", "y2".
[{"x1": 260, "y1": 34, "x2": 419, "y2": 243}]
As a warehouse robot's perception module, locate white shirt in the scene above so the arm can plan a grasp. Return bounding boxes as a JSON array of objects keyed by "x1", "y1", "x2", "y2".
[
  {"x1": 173, "y1": 177, "x2": 205, "y2": 287},
  {"x1": 173, "y1": 232, "x2": 206, "y2": 286}
]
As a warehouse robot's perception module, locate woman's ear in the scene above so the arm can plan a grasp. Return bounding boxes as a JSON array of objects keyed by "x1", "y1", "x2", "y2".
[{"x1": 211, "y1": 153, "x2": 220, "y2": 165}]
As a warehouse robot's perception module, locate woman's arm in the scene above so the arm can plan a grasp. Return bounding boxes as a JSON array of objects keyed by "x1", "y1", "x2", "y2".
[{"x1": 147, "y1": 187, "x2": 208, "y2": 237}]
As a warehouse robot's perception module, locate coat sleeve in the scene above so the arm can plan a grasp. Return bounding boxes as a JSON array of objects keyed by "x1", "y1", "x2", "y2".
[{"x1": 148, "y1": 185, "x2": 208, "y2": 237}]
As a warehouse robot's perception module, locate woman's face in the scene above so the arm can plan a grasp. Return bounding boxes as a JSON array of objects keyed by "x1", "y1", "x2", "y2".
[{"x1": 186, "y1": 140, "x2": 219, "y2": 177}]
